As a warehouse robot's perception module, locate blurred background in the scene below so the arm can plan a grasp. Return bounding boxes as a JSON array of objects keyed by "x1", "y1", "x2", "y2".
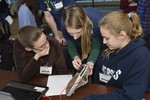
[{"x1": 1, "y1": 0, "x2": 120, "y2": 38}]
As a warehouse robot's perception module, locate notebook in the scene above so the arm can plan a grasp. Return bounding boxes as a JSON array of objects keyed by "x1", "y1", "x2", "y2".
[{"x1": 0, "y1": 80, "x2": 48, "y2": 100}]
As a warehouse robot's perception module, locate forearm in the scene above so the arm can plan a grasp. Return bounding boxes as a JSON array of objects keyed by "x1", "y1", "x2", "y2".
[
  {"x1": 13, "y1": 40, "x2": 41, "y2": 82},
  {"x1": 87, "y1": 49, "x2": 99, "y2": 64},
  {"x1": 14, "y1": 52, "x2": 40, "y2": 82},
  {"x1": 19, "y1": 57, "x2": 40, "y2": 82},
  {"x1": 16, "y1": 58, "x2": 40, "y2": 82},
  {"x1": 87, "y1": 38, "x2": 101, "y2": 64},
  {"x1": 67, "y1": 39, "x2": 79, "y2": 59},
  {"x1": 44, "y1": 11, "x2": 59, "y2": 37}
]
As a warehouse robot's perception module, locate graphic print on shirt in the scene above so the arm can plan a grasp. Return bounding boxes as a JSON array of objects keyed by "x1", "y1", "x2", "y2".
[{"x1": 99, "y1": 65, "x2": 122, "y2": 83}]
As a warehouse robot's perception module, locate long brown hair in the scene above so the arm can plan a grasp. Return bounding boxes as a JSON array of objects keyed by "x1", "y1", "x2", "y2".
[
  {"x1": 17, "y1": 25, "x2": 42, "y2": 48},
  {"x1": 63, "y1": 4, "x2": 93, "y2": 60},
  {"x1": 99, "y1": 11, "x2": 143, "y2": 58}
]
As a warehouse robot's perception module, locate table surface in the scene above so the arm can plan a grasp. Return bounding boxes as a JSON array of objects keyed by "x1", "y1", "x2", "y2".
[{"x1": 0, "y1": 69, "x2": 150, "y2": 100}]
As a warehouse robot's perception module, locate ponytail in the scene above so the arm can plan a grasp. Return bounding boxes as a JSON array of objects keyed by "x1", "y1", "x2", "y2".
[{"x1": 127, "y1": 12, "x2": 143, "y2": 39}]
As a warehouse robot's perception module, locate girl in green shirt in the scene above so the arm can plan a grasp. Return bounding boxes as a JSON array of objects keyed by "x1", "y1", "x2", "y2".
[{"x1": 62, "y1": 4, "x2": 103, "y2": 75}]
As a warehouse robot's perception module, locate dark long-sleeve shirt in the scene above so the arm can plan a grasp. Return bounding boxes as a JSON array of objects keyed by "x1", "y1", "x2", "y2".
[
  {"x1": 13, "y1": 37, "x2": 68, "y2": 82},
  {"x1": 85, "y1": 38, "x2": 150, "y2": 100}
]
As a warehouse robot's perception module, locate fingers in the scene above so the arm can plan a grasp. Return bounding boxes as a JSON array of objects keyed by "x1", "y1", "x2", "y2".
[
  {"x1": 87, "y1": 62, "x2": 94, "y2": 69},
  {"x1": 72, "y1": 56, "x2": 82, "y2": 70},
  {"x1": 86, "y1": 62, "x2": 94, "y2": 76},
  {"x1": 55, "y1": 36, "x2": 61, "y2": 43},
  {"x1": 36, "y1": 47, "x2": 50, "y2": 57},
  {"x1": 55, "y1": 36, "x2": 67, "y2": 45},
  {"x1": 41, "y1": 46, "x2": 49, "y2": 55},
  {"x1": 62, "y1": 38, "x2": 67, "y2": 45},
  {"x1": 88, "y1": 68, "x2": 93, "y2": 75}
]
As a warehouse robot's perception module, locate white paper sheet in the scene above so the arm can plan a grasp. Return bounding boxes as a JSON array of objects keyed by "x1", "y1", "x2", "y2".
[{"x1": 45, "y1": 75, "x2": 72, "y2": 96}]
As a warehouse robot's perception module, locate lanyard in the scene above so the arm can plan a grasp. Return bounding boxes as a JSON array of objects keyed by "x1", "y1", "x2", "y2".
[
  {"x1": 44, "y1": 0, "x2": 63, "y2": 11},
  {"x1": 44, "y1": 0, "x2": 51, "y2": 11}
]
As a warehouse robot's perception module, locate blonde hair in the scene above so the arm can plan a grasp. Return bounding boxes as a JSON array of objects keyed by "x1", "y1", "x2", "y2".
[
  {"x1": 99, "y1": 11, "x2": 143, "y2": 58},
  {"x1": 63, "y1": 4, "x2": 93, "y2": 60}
]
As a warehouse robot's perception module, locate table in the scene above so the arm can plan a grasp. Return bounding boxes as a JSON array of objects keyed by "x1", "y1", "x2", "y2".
[{"x1": 0, "y1": 69, "x2": 150, "y2": 100}]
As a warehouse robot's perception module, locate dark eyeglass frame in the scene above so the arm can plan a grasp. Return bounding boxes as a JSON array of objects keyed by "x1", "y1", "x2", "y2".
[{"x1": 32, "y1": 36, "x2": 49, "y2": 51}]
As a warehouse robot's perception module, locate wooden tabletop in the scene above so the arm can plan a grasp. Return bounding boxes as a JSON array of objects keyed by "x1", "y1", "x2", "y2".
[{"x1": 0, "y1": 69, "x2": 150, "y2": 100}]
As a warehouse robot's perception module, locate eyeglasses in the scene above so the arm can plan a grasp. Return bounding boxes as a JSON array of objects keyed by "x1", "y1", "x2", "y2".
[{"x1": 32, "y1": 37, "x2": 49, "y2": 51}]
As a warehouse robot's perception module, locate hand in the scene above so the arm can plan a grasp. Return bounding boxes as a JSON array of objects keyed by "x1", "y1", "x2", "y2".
[
  {"x1": 72, "y1": 56, "x2": 82, "y2": 70},
  {"x1": 55, "y1": 31, "x2": 67, "y2": 45},
  {"x1": 61, "y1": 37, "x2": 67, "y2": 45},
  {"x1": 86, "y1": 61, "x2": 94, "y2": 76},
  {"x1": 34, "y1": 46, "x2": 50, "y2": 60},
  {"x1": 56, "y1": 37, "x2": 67, "y2": 45}
]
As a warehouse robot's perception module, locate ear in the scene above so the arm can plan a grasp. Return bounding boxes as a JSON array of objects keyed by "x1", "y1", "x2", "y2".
[
  {"x1": 25, "y1": 47, "x2": 32, "y2": 51},
  {"x1": 118, "y1": 31, "x2": 127, "y2": 40}
]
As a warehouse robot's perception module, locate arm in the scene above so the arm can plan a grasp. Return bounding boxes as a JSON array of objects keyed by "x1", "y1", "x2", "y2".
[
  {"x1": 67, "y1": 39, "x2": 82, "y2": 70},
  {"x1": 44, "y1": 11, "x2": 62, "y2": 42},
  {"x1": 39, "y1": 0, "x2": 66, "y2": 43},
  {"x1": 13, "y1": 40, "x2": 40, "y2": 82},
  {"x1": 66, "y1": 39, "x2": 80, "y2": 59},
  {"x1": 86, "y1": 37, "x2": 101, "y2": 75},
  {"x1": 87, "y1": 37, "x2": 102, "y2": 64}
]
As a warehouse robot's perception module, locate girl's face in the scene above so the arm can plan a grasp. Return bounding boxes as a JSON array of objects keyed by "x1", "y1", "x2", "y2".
[
  {"x1": 66, "y1": 27, "x2": 82, "y2": 40},
  {"x1": 100, "y1": 26, "x2": 123, "y2": 50},
  {"x1": 32, "y1": 33, "x2": 49, "y2": 53}
]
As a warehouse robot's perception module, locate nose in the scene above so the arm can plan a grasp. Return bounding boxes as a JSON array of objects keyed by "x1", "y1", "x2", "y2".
[
  {"x1": 73, "y1": 34, "x2": 78, "y2": 40},
  {"x1": 103, "y1": 38, "x2": 106, "y2": 44}
]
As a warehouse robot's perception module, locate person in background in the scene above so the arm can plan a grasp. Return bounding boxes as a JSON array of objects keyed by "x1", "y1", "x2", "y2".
[
  {"x1": 120, "y1": 0, "x2": 138, "y2": 13},
  {"x1": 62, "y1": 4, "x2": 103, "y2": 75},
  {"x1": 84, "y1": 11, "x2": 150, "y2": 100},
  {"x1": 39, "y1": 0, "x2": 76, "y2": 44},
  {"x1": 17, "y1": 0, "x2": 39, "y2": 28},
  {"x1": 0, "y1": 28, "x2": 13, "y2": 71},
  {"x1": 0, "y1": 0, "x2": 11, "y2": 36},
  {"x1": 137, "y1": 0, "x2": 150, "y2": 50},
  {"x1": 13, "y1": 25, "x2": 68, "y2": 82}
]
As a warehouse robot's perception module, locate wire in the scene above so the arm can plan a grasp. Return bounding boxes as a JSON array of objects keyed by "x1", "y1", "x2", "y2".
[
  {"x1": 59, "y1": 79, "x2": 84, "y2": 100},
  {"x1": 42, "y1": 95, "x2": 52, "y2": 100},
  {"x1": 42, "y1": 78, "x2": 84, "y2": 100}
]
